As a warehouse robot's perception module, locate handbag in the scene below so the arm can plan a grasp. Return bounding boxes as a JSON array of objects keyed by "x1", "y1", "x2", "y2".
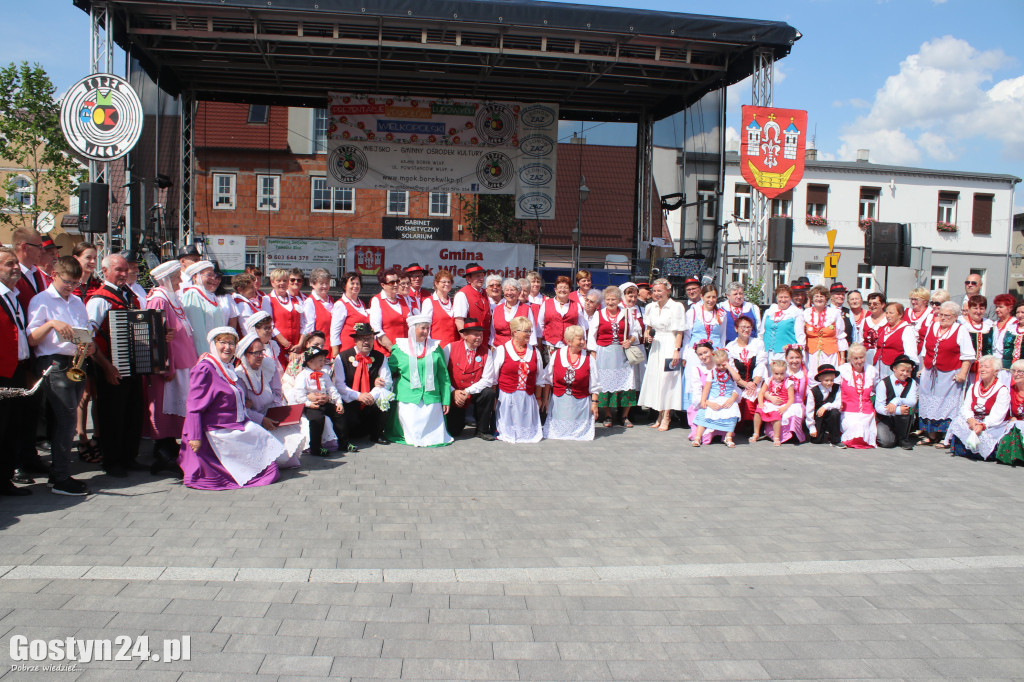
[{"x1": 624, "y1": 344, "x2": 646, "y2": 365}]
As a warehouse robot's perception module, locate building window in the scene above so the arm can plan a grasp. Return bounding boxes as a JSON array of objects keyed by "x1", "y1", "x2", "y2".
[
  {"x1": 806, "y1": 184, "x2": 828, "y2": 219},
  {"x1": 314, "y1": 108, "x2": 328, "y2": 153},
  {"x1": 857, "y1": 263, "x2": 874, "y2": 293},
  {"x1": 245, "y1": 249, "x2": 264, "y2": 272},
  {"x1": 771, "y1": 195, "x2": 793, "y2": 218},
  {"x1": 212, "y1": 173, "x2": 236, "y2": 210},
  {"x1": 10, "y1": 175, "x2": 33, "y2": 207},
  {"x1": 698, "y1": 183, "x2": 717, "y2": 221},
  {"x1": 428, "y1": 192, "x2": 450, "y2": 217},
  {"x1": 970, "y1": 268, "x2": 987, "y2": 295},
  {"x1": 733, "y1": 268, "x2": 750, "y2": 288},
  {"x1": 248, "y1": 105, "x2": 269, "y2": 124},
  {"x1": 804, "y1": 261, "x2": 824, "y2": 286},
  {"x1": 256, "y1": 174, "x2": 280, "y2": 211},
  {"x1": 859, "y1": 187, "x2": 880, "y2": 221},
  {"x1": 972, "y1": 193, "x2": 994, "y2": 235},
  {"x1": 310, "y1": 177, "x2": 354, "y2": 213},
  {"x1": 387, "y1": 190, "x2": 408, "y2": 215},
  {"x1": 733, "y1": 184, "x2": 751, "y2": 221},
  {"x1": 937, "y1": 191, "x2": 958, "y2": 226},
  {"x1": 930, "y1": 265, "x2": 948, "y2": 291}
]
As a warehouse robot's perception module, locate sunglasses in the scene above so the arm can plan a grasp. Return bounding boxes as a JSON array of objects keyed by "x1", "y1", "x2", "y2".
[
  {"x1": 383, "y1": 279, "x2": 399, "y2": 285},
  {"x1": 289, "y1": 278, "x2": 303, "y2": 283},
  {"x1": 930, "y1": 301, "x2": 941, "y2": 306},
  {"x1": 965, "y1": 280, "x2": 980, "y2": 286}
]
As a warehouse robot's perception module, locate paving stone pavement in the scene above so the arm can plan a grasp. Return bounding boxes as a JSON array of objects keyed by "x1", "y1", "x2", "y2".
[{"x1": 1, "y1": 424, "x2": 1023, "y2": 680}]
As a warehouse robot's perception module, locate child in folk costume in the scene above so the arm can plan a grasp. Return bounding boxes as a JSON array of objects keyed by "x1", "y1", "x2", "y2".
[
  {"x1": 873, "y1": 302, "x2": 919, "y2": 382},
  {"x1": 875, "y1": 354, "x2": 918, "y2": 450},
  {"x1": 961, "y1": 295, "x2": 994, "y2": 384},
  {"x1": 780, "y1": 346, "x2": 808, "y2": 443},
  {"x1": 682, "y1": 285, "x2": 727, "y2": 412},
  {"x1": 805, "y1": 364, "x2": 842, "y2": 446},
  {"x1": 684, "y1": 341, "x2": 716, "y2": 439},
  {"x1": 803, "y1": 285, "x2": 847, "y2": 382},
  {"x1": 838, "y1": 343, "x2": 878, "y2": 449},
  {"x1": 726, "y1": 315, "x2": 765, "y2": 423},
  {"x1": 691, "y1": 348, "x2": 743, "y2": 448},
  {"x1": 946, "y1": 355, "x2": 1010, "y2": 460},
  {"x1": 288, "y1": 346, "x2": 352, "y2": 456},
  {"x1": 753, "y1": 360, "x2": 795, "y2": 446}
]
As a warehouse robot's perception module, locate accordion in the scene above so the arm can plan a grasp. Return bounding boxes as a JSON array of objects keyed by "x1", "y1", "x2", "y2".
[{"x1": 109, "y1": 310, "x2": 169, "y2": 376}]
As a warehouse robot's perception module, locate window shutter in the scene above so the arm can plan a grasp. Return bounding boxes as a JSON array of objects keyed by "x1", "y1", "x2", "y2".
[
  {"x1": 806, "y1": 184, "x2": 828, "y2": 205},
  {"x1": 972, "y1": 194, "x2": 993, "y2": 235},
  {"x1": 939, "y1": 190, "x2": 960, "y2": 202}
]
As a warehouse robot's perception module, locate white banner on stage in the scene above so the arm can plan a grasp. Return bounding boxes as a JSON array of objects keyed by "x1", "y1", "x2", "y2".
[
  {"x1": 202, "y1": 235, "x2": 246, "y2": 274},
  {"x1": 265, "y1": 238, "x2": 339, "y2": 276},
  {"x1": 347, "y1": 239, "x2": 535, "y2": 287},
  {"x1": 514, "y1": 104, "x2": 558, "y2": 221}
]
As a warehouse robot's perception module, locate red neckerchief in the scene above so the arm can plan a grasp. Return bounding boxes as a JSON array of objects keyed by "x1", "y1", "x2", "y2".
[
  {"x1": 730, "y1": 303, "x2": 744, "y2": 318},
  {"x1": 351, "y1": 352, "x2": 373, "y2": 395},
  {"x1": 772, "y1": 305, "x2": 787, "y2": 322},
  {"x1": 311, "y1": 370, "x2": 323, "y2": 391},
  {"x1": 715, "y1": 368, "x2": 729, "y2": 396},
  {"x1": 812, "y1": 307, "x2": 827, "y2": 329},
  {"x1": 507, "y1": 342, "x2": 531, "y2": 390}
]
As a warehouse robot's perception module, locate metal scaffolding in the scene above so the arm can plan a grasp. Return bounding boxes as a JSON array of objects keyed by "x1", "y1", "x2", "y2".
[
  {"x1": 178, "y1": 95, "x2": 195, "y2": 246},
  {"x1": 749, "y1": 48, "x2": 775, "y2": 301},
  {"x1": 88, "y1": 0, "x2": 112, "y2": 233},
  {"x1": 634, "y1": 111, "x2": 655, "y2": 264}
]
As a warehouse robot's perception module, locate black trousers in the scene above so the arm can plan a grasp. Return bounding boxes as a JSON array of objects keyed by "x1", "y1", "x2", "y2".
[
  {"x1": 304, "y1": 404, "x2": 349, "y2": 453},
  {"x1": 94, "y1": 372, "x2": 144, "y2": 468},
  {"x1": 0, "y1": 362, "x2": 33, "y2": 480},
  {"x1": 877, "y1": 412, "x2": 914, "y2": 448},
  {"x1": 445, "y1": 386, "x2": 497, "y2": 437},
  {"x1": 342, "y1": 402, "x2": 387, "y2": 440},
  {"x1": 811, "y1": 408, "x2": 842, "y2": 445}
]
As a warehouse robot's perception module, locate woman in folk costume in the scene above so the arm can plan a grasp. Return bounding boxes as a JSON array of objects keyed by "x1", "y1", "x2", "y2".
[
  {"x1": 961, "y1": 294, "x2": 994, "y2": 384},
  {"x1": 991, "y1": 293, "x2": 1018, "y2": 362},
  {"x1": 860, "y1": 293, "x2": 888, "y2": 366},
  {"x1": 992, "y1": 359, "x2": 1024, "y2": 465},
  {"x1": 902, "y1": 286, "x2": 934, "y2": 349},
  {"x1": 370, "y1": 268, "x2": 409, "y2": 356},
  {"x1": 759, "y1": 284, "x2": 806, "y2": 362},
  {"x1": 261, "y1": 268, "x2": 307, "y2": 368},
  {"x1": 619, "y1": 281, "x2": 648, "y2": 392},
  {"x1": 873, "y1": 302, "x2": 920, "y2": 381},
  {"x1": 568, "y1": 268, "x2": 593, "y2": 308},
  {"x1": 639, "y1": 278, "x2": 687, "y2": 431},
  {"x1": 838, "y1": 343, "x2": 878, "y2": 449},
  {"x1": 180, "y1": 260, "x2": 229, "y2": 357},
  {"x1": 491, "y1": 278, "x2": 537, "y2": 349},
  {"x1": 720, "y1": 282, "x2": 761, "y2": 343},
  {"x1": 726, "y1": 313, "x2": 766, "y2": 424},
  {"x1": 230, "y1": 273, "x2": 263, "y2": 332},
  {"x1": 543, "y1": 325, "x2": 599, "y2": 441},
  {"x1": 421, "y1": 269, "x2": 460, "y2": 347},
  {"x1": 803, "y1": 285, "x2": 848, "y2": 383},
  {"x1": 143, "y1": 260, "x2": 198, "y2": 475},
  {"x1": 538, "y1": 276, "x2": 587, "y2": 355},
  {"x1": 301, "y1": 268, "x2": 334, "y2": 355},
  {"x1": 329, "y1": 272, "x2": 370, "y2": 355},
  {"x1": 999, "y1": 301, "x2": 1024, "y2": 375},
  {"x1": 245, "y1": 311, "x2": 280, "y2": 368},
  {"x1": 681, "y1": 284, "x2": 727, "y2": 411},
  {"x1": 918, "y1": 301, "x2": 976, "y2": 446},
  {"x1": 588, "y1": 286, "x2": 640, "y2": 428},
  {"x1": 235, "y1": 332, "x2": 306, "y2": 469},
  {"x1": 780, "y1": 346, "x2": 809, "y2": 443},
  {"x1": 180, "y1": 327, "x2": 283, "y2": 490},
  {"x1": 946, "y1": 355, "x2": 1010, "y2": 460},
  {"x1": 491, "y1": 316, "x2": 550, "y2": 443},
  {"x1": 691, "y1": 348, "x2": 743, "y2": 448},
  {"x1": 384, "y1": 313, "x2": 452, "y2": 447}
]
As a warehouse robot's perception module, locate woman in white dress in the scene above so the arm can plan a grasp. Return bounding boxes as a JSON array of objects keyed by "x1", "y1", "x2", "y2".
[
  {"x1": 235, "y1": 332, "x2": 306, "y2": 468},
  {"x1": 181, "y1": 260, "x2": 229, "y2": 357},
  {"x1": 946, "y1": 355, "x2": 1010, "y2": 460},
  {"x1": 588, "y1": 286, "x2": 639, "y2": 428},
  {"x1": 638, "y1": 278, "x2": 686, "y2": 430},
  {"x1": 542, "y1": 325, "x2": 598, "y2": 441},
  {"x1": 384, "y1": 313, "x2": 452, "y2": 447},
  {"x1": 492, "y1": 316, "x2": 550, "y2": 443}
]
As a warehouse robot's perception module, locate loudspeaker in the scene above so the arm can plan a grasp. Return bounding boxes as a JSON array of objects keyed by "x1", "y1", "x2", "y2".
[
  {"x1": 78, "y1": 182, "x2": 109, "y2": 234},
  {"x1": 766, "y1": 217, "x2": 793, "y2": 263},
  {"x1": 864, "y1": 221, "x2": 911, "y2": 267}
]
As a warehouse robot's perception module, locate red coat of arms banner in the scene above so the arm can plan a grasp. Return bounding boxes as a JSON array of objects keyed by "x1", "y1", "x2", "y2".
[{"x1": 740, "y1": 106, "x2": 808, "y2": 199}]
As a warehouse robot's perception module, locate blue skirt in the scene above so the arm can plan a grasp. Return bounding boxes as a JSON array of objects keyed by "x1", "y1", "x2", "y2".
[{"x1": 694, "y1": 409, "x2": 738, "y2": 432}]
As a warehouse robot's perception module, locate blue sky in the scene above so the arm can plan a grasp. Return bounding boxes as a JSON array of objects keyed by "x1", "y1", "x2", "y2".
[{"x1": 4, "y1": 0, "x2": 1022, "y2": 209}]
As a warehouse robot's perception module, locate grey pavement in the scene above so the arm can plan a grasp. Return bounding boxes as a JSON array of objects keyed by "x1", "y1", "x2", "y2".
[{"x1": 1, "y1": 423, "x2": 1024, "y2": 680}]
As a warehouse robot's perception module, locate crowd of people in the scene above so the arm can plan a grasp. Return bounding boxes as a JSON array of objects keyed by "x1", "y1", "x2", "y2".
[{"x1": 2, "y1": 228, "x2": 1022, "y2": 498}]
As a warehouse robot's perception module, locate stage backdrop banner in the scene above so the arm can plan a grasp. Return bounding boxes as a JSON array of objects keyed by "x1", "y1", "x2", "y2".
[
  {"x1": 381, "y1": 217, "x2": 452, "y2": 241},
  {"x1": 347, "y1": 239, "x2": 534, "y2": 287},
  {"x1": 203, "y1": 235, "x2": 246, "y2": 274},
  {"x1": 265, "y1": 238, "x2": 339, "y2": 276},
  {"x1": 326, "y1": 93, "x2": 557, "y2": 219}
]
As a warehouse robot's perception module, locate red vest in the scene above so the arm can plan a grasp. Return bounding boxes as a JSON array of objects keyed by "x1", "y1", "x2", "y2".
[
  {"x1": 269, "y1": 295, "x2": 302, "y2": 345},
  {"x1": 551, "y1": 349, "x2": 591, "y2": 398},
  {"x1": 840, "y1": 370, "x2": 873, "y2": 415},
  {"x1": 497, "y1": 343, "x2": 538, "y2": 394},
  {"x1": 376, "y1": 294, "x2": 409, "y2": 356},
  {"x1": 15, "y1": 269, "x2": 44, "y2": 311},
  {"x1": 875, "y1": 322, "x2": 909, "y2": 366},
  {"x1": 594, "y1": 308, "x2": 628, "y2": 347},
  {"x1": 0, "y1": 297, "x2": 22, "y2": 379},
  {"x1": 91, "y1": 286, "x2": 134, "y2": 358},
  {"x1": 541, "y1": 298, "x2": 580, "y2": 346},
  {"x1": 310, "y1": 296, "x2": 333, "y2": 353},
  {"x1": 459, "y1": 285, "x2": 492, "y2": 346},
  {"x1": 336, "y1": 296, "x2": 369, "y2": 352},
  {"x1": 904, "y1": 308, "x2": 932, "y2": 350},
  {"x1": 491, "y1": 302, "x2": 531, "y2": 348},
  {"x1": 969, "y1": 381, "x2": 1004, "y2": 420},
  {"x1": 447, "y1": 340, "x2": 487, "y2": 390},
  {"x1": 429, "y1": 296, "x2": 459, "y2": 347},
  {"x1": 922, "y1": 323, "x2": 963, "y2": 372}
]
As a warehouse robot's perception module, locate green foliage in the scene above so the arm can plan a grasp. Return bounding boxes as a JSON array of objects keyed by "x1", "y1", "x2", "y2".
[
  {"x1": 0, "y1": 62, "x2": 83, "y2": 229},
  {"x1": 744, "y1": 277, "x2": 767, "y2": 305},
  {"x1": 459, "y1": 194, "x2": 535, "y2": 244}
]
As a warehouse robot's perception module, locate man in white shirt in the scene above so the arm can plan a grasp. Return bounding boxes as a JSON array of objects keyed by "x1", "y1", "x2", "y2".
[
  {"x1": 443, "y1": 318, "x2": 496, "y2": 440},
  {"x1": 0, "y1": 246, "x2": 35, "y2": 495},
  {"x1": 123, "y1": 250, "x2": 148, "y2": 310}
]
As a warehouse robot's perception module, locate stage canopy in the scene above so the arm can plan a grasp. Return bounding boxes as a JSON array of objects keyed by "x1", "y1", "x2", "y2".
[{"x1": 73, "y1": 0, "x2": 799, "y2": 121}]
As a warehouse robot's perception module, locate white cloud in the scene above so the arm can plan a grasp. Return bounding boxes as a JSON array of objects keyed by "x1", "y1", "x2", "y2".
[{"x1": 836, "y1": 36, "x2": 1024, "y2": 164}]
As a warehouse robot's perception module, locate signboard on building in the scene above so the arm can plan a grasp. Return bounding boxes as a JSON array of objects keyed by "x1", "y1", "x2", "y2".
[
  {"x1": 59, "y1": 74, "x2": 144, "y2": 162},
  {"x1": 381, "y1": 217, "x2": 452, "y2": 241},
  {"x1": 347, "y1": 239, "x2": 534, "y2": 287},
  {"x1": 265, "y1": 238, "x2": 339, "y2": 276},
  {"x1": 326, "y1": 94, "x2": 557, "y2": 219},
  {"x1": 740, "y1": 105, "x2": 808, "y2": 199},
  {"x1": 203, "y1": 234, "x2": 246, "y2": 274}
]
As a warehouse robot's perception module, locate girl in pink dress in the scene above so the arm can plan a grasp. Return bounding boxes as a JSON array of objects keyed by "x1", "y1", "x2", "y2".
[
  {"x1": 781, "y1": 346, "x2": 808, "y2": 444},
  {"x1": 753, "y1": 360, "x2": 795, "y2": 446}
]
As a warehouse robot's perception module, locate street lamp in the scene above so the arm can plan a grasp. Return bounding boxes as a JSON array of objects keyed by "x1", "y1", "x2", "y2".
[{"x1": 573, "y1": 175, "x2": 590, "y2": 275}]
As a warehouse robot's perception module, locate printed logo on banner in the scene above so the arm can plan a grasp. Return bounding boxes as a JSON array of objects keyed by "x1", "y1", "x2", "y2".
[
  {"x1": 59, "y1": 74, "x2": 143, "y2": 161},
  {"x1": 519, "y1": 134, "x2": 554, "y2": 158},
  {"x1": 475, "y1": 103, "x2": 518, "y2": 145},
  {"x1": 518, "y1": 163, "x2": 554, "y2": 187},
  {"x1": 519, "y1": 105, "x2": 557, "y2": 129},
  {"x1": 328, "y1": 145, "x2": 369, "y2": 184},
  {"x1": 353, "y1": 245, "x2": 386, "y2": 276},
  {"x1": 517, "y1": 193, "x2": 553, "y2": 217},
  {"x1": 476, "y1": 152, "x2": 515, "y2": 190}
]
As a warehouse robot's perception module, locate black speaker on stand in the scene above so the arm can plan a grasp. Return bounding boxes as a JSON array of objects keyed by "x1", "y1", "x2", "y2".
[
  {"x1": 864, "y1": 222, "x2": 911, "y2": 267},
  {"x1": 767, "y1": 217, "x2": 794, "y2": 264},
  {"x1": 78, "y1": 182, "x2": 109, "y2": 234}
]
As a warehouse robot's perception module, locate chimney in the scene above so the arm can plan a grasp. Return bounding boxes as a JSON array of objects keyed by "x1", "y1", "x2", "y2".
[
  {"x1": 856, "y1": 149, "x2": 870, "y2": 162},
  {"x1": 805, "y1": 148, "x2": 818, "y2": 161},
  {"x1": 570, "y1": 132, "x2": 586, "y2": 145}
]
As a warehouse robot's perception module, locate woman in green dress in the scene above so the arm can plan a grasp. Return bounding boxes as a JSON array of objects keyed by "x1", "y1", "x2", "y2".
[
  {"x1": 993, "y1": 359, "x2": 1024, "y2": 466},
  {"x1": 384, "y1": 313, "x2": 452, "y2": 447}
]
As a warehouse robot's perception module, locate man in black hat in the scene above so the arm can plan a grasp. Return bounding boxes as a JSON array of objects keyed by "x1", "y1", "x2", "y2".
[
  {"x1": 790, "y1": 281, "x2": 809, "y2": 310},
  {"x1": 403, "y1": 263, "x2": 431, "y2": 304},
  {"x1": 682, "y1": 277, "x2": 701, "y2": 310},
  {"x1": 177, "y1": 245, "x2": 201, "y2": 294},
  {"x1": 334, "y1": 322, "x2": 392, "y2": 445},
  {"x1": 122, "y1": 249, "x2": 148, "y2": 309},
  {"x1": 829, "y1": 282, "x2": 857, "y2": 344},
  {"x1": 442, "y1": 317, "x2": 496, "y2": 440},
  {"x1": 874, "y1": 354, "x2": 917, "y2": 449},
  {"x1": 807, "y1": 364, "x2": 842, "y2": 446},
  {"x1": 636, "y1": 281, "x2": 652, "y2": 306}
]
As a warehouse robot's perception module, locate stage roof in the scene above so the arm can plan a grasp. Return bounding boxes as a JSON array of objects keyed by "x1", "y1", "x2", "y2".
[{"x1": 75, "y1": 0, "x2": 799, "y2": 121}]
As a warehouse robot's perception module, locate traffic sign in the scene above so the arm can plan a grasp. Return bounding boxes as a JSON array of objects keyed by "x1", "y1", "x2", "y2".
[{"x1": 824, "y1": 250, "x2": 841, "y2": 279}]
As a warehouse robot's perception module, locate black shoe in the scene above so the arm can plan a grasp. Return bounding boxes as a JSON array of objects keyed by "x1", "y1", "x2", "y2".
[
  {"x1": 22, "y1": 458, "x2": 50, "y2": 475},
  {"x1": 11, "y1": 469, "x2": 34, "y2": 485},
  {"x1": 103, "y1": 465, "x2": 128, "y2": 478},
  {"x1": 0, "y1": 481, "x2": 32, "y2": 496},
  {"x1": 476, "y1": 430, "x2": 496, "y2": 441},
  {"x1": 150, "y1": 457, "x2": 179, "y2": 474},
  {"x1": 51, "y1": 478, "x2": 89, "y2": 496},
  {"x1": 125, "y1": 460, "x2": 150, "y2": 472},
  {"x1": 374, "y1": 436, "x2": 390, "y2": 445},
  {"x1": 899, "y1": 440, "x2": 915, "y2": 450}
]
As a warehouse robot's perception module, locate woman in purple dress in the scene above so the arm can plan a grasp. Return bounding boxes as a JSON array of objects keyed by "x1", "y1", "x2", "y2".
[{"x1": 180, "y1": 326, "x2": 283, "y2": 490}]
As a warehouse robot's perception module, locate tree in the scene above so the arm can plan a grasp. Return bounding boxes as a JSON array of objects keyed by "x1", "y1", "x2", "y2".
[
  {"x1": 0, "y1": 62, "x2": 82, "y2": 231},
  {"x1": 459, "y1": 194, "x2": 535, "y2": 244}
]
